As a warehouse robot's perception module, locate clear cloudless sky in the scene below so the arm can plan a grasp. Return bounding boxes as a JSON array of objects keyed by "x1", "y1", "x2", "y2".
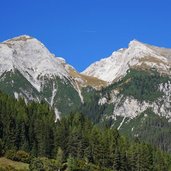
[{"x1": 0, "y1": 0, "x2": 171, "y2": 71}]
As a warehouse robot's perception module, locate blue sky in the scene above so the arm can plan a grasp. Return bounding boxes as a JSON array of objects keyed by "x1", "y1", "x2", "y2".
[{"x1": 0, "y1": 0, "x2": 171, "y2": 71}]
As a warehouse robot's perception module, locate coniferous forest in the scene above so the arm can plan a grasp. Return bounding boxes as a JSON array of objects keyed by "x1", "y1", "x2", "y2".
[{"x1": 0, "y1": 91, "x2": 171, "y2": 171}]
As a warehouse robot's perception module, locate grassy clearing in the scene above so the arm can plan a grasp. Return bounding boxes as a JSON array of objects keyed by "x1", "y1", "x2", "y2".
[{"x1": 0, "y1": 157, "x2": 29, "y2": 171}]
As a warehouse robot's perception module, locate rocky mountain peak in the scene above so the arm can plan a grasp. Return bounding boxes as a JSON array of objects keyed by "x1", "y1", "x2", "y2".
[
  {"x1": 128, "y1": 39, "x2": 146, "y2": 47},
  {"x1": 0, "y1": 35, "x2": 71, "y2": 91},
  {"x1": 82, "y1": 40, "x2": 171, "y2": 83}
]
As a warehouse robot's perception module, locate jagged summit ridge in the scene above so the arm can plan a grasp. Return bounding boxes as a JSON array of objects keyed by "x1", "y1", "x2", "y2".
[{"x1": 82, "y1": 40, "x2": 171, "y2": 82}]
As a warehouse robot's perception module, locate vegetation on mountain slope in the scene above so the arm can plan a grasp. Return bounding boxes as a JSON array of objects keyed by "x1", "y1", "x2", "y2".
[
  {"x1": 116, "y1": 108, "x2": 171, "y2": 153},
  {"x1": 101, "y1": 69, "x2": 170, "y2": 102},
  {"x1": 0, "y1": 69, "x2": 82, "y2": 116},
  {"x1": 79, "y1": 69, "x2": 171, "y2": 155},
  {"x1": 0, "y1": 69, "x2": 40, "y2": 99},
  {"x1": 0, "y1": 91, "x2": 171, "y2": 170},
  {"x1": 80, "y1": 69, "x2": 170, "y2": 124},
  {"x1": 119, "y1": 69, "x2": 169, "y2": 101}
]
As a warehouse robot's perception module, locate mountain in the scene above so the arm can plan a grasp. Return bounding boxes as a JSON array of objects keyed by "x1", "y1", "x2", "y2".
[
  {"x1": 0, "y1": 35, "x2": 105, "y2": 119},
  {"x1": 82, "y1": 40, "x2": 171, "y2": 83},
  {"x1": 82, "y1": 40, "x2": 171, "y2": 152},
  {"x1": 82, "y1": 40, "x2": 171, "y2": 120},
  {"x1": 1, "y1": 35, "x2": 171, "y2": 152}
]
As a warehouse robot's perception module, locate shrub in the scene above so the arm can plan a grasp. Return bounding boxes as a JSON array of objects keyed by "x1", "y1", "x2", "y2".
[
  {"x1": 15, "y1": 150, "x2": 30, "y2": 163},
  {"x1": 5, "y1": 150, "x2": 16, "y2": 161},
  {"x1": 29, "y1": 157, "x2": 59, "y2": 171},
  {"x1": 5, "y1": 150, "x2": 30, "y2": 164}
]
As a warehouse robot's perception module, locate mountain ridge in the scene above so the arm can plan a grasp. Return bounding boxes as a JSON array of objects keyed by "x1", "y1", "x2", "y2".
[
  {"x1": 2, "y1": 35, "x2": 171, "y2": 85},
  {"x1": 82, "y1": 39, "x2": 171, "y2": 83}
]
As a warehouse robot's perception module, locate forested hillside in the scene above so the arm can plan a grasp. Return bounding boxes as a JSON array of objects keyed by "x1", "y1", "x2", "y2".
[
  {"x1": 0, "y1": 91, "x2": 171, "y2": 170},
  {"x1": 85, "y1": 69, "x2": 171, "y2": 154}
]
